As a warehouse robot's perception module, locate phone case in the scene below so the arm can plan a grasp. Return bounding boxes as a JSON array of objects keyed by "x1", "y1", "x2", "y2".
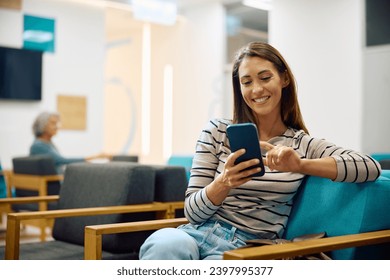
[{"x1": 226, "y1": 123, "x2": 265, "y2": 177}]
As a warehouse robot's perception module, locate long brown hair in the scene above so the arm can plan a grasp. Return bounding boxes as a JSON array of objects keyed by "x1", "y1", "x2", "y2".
[{"x1": 232, "y1": 42, "x2": 309, "y2": 134}]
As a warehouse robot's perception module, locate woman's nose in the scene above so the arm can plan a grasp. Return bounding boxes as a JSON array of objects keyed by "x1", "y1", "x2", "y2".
[{"x1": 252, "y1": 82, "x2": 263, "y2": 93}]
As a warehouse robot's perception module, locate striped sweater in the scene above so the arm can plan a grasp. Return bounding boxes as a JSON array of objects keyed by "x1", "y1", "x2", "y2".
[{"x1": 184, "y1": 119, "x2": 381, "y2": 239}]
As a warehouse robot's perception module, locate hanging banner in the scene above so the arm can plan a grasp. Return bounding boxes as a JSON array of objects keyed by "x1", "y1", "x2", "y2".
[{"x1": 23, "y1": 14, "x2": 55, "y2": 53}]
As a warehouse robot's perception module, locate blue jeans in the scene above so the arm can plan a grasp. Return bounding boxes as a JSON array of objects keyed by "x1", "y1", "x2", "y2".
[{"x1": 139, "y1": 220, "x2": 258, "y2": 260}]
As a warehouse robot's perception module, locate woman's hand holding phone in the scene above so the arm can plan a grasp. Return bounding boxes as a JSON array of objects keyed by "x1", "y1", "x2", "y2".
[{"x1": 217, "y1": 149, "x2": 262, "y2": 190}]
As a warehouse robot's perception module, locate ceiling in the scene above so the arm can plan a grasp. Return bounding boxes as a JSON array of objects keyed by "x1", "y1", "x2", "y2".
[
  {"x1": 104, "y1": 0, "x2": 268, "y2": 42},
  {"x1": 106, "y1": 0, "x2": 268, "y2": 30}
]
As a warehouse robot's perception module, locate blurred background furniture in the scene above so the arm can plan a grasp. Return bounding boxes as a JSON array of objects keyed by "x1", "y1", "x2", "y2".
[
  {"x1": 3, "y1": 155, "x2": 63, "y2": 241},
  {"x1": 152, "y1": 165, "x2": 188, "y2": 218},
  {"x1": 111, "y1": 155, "x2": 139, "y2": 163},
  {"x1": 167, "y1": 155, "x2": 193, "y2": 181},
  {"x1": 379, "y1": 160, "x2": 390, "y2": 170},
  {"x1": 84, "y1": 171, "x2": 390, "y2": 260},
  {"x1": 371, "y1": 153, "x2": 390, "y2": 170},
  {"x1": 0, "y1": 161, "x2": 11, "y2": 227},
  {"x1": 371, "y1": 153, "x2": 390, "y2": 162},
  {"x1": 1, "y1": 161, "x2": 185, "y2": 259},
  {"x1": 0, "y1": 162, "x2": 7, "y2": 199}
]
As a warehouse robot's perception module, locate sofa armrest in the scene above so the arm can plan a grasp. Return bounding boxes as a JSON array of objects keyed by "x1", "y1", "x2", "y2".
[
  {"x1": 223, "y1": 229, "x2": 390, "y2": 260},
  {"x1": 84, "y1": 217, "x2": 188, "y2": 260}
]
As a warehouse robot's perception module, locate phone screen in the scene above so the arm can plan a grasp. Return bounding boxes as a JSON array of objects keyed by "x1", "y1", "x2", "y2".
[{"x1": 226, "y1": 123, "x2": 265, "y2": 177}]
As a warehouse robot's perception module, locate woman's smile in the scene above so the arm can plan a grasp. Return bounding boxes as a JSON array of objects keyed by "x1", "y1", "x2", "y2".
[{"x1": 253, "y1": 95, "x2": 270, "y2": 104}]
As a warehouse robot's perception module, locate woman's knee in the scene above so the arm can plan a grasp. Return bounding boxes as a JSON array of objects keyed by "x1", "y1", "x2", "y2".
[{"x1": 139, "y1": 228, "x2": 199, "y2": 260}]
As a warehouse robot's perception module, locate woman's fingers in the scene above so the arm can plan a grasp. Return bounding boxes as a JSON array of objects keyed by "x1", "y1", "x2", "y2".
[
  {"x1": 260, "y1": 141, "x2": 274, "y2": 152},
  {"x1": 265, "y1": 145, "x2": 284, "y2": 169},
  {"x1": 223, "y1": 149, "x2": 262, "y2": 188}
]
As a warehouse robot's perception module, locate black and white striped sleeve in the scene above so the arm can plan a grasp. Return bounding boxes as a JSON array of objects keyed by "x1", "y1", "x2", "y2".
[
  {"x1": 301, "y1": 134, "x2": 381, "y2": 183},
  {"x1": 184, "y1": 119, "x2": 226, "y2": 223}
]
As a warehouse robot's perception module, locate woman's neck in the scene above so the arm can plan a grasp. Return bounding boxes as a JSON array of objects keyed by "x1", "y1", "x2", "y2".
[
  {"x1": 38, "y1": 135, "x2": 52, "y2": 143},
  {"x1": 256, "y1": 115, "x2": 287, "y2": 141}
]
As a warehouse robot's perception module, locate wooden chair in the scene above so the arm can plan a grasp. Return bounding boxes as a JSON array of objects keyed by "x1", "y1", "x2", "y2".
[
  {"x1": 1, "y1": 161, "x2": 184, "y2": 260},
  {"x1": 83, "y1": 171, "x2": 390, "y2": 260},
  {"x1": 1, "y1": 156, "x2": 63, "y2": 241}
]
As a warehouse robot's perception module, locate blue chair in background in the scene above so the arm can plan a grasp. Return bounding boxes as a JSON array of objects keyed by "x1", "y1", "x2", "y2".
[
  {"x1": 0, "y1": 160, "x2": 9, "y2": 226},
  {"x1": 167, "y1": 155, "x2": 193, "y2": 181},
  {"x1": 0, "y1": 161, "x2": 7, "y2": 199}
]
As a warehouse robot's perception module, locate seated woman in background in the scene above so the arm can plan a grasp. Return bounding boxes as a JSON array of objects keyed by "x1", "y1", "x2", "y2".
[{"x1": 30, "y1": 111, "x2": 111, "y2": 173}]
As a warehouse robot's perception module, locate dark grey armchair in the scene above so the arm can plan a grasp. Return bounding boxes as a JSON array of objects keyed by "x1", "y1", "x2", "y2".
[{"x1": 1, "y1": 161, "x2": 167, "y2": 260}]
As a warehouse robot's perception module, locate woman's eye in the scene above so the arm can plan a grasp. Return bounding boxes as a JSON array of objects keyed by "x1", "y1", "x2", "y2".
[
  {"x1": 241, "y1": 81, "x2": 251, "y2": 86},
  {"x1": 261, "y1": 76, "x2": 271, "y2": 81}
]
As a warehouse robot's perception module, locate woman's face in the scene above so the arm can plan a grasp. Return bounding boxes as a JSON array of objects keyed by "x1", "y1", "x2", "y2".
[
  {"x1": 44, "y1": 115, "x2": 60, "y2": 138},
  {"x1": 238, "y1": 56, "x2": 288, "y2": 120}
]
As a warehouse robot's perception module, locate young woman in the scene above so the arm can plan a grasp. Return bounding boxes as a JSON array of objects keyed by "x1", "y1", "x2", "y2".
[{"x1": 139, "y1": 42, "x2": 381, "y2": 260}]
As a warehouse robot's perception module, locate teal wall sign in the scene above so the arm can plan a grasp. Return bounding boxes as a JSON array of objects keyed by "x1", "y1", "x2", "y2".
[{"x1": 23, "y1": 15, "x2": 55, "y2": 53}]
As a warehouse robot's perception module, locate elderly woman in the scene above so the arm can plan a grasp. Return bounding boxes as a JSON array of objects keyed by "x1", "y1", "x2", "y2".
[{"x1": 30, "y1": 111, "x2": 110, "y2": 173}]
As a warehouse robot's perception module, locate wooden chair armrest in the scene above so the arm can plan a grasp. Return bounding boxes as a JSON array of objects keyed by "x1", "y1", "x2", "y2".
[
  {"x1": 0, "y1": 195, "x2": 59, "y2": 205},
  {"x1": 10, "y1": 174, "x2": 63, "y2": 187},
  {"x1": 5, "y1": 202, "x2": 172, "y2": 260},
  {"x1": 0, "y1": 169, "x2": 12, "y2": 176},
  {"x1": 223, "y1": 229, "x2": 390, "y2": 260},
  {"x1": 38, "y1": 174, "x2": 64, "y2": 182},
  {"x1": 84, "y1": 217, "x2": 188, "y2": 260}
]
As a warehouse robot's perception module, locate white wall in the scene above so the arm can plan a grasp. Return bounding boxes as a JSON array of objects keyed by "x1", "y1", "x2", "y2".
[
  {"x1": 169, "y1": 2, "x2": 226, "y2": 159},
  {"x1": 269, "y1": 0, "x2": 364, "y2": 151},
  {"x1": 103, "y1": 2, "x2": 226, "y2": 164},
  {"x1": 0, "y1": 0, "x2": 105, "y2": 169},
  {"x1": 363, "y1": 44, "x2": 390, "y2": 154}
]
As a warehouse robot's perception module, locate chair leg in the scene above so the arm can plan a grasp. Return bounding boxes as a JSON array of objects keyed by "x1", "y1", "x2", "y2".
[
  {"x1": 5, "y1": 215, "x2": 21, "y2": 260},
  {"x1": 85, "y1": 228, "x2": 102, "y2": 260},
  {"x1": 40, "y1": 224, "x2": 46, "y2": 241}
]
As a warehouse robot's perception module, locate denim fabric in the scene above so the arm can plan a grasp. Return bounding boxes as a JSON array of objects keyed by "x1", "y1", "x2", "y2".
[{"x1": 139, "y1": 220, "x2": 258, "y2": 260}]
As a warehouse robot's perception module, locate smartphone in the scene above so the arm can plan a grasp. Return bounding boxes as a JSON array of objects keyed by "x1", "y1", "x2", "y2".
[{"x1": 226, "y1": 123, "x2": 265, "y2": 177}]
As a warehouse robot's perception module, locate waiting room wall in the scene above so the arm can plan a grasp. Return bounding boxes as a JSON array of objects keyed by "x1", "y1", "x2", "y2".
[{"x1": 0, "y1": 0, "x2": 105, "y2": 168}]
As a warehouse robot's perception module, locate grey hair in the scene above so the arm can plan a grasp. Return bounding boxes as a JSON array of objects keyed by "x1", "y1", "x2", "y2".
[{"x1": 32, "y1": 112, "x2": 59, "y2": 137}]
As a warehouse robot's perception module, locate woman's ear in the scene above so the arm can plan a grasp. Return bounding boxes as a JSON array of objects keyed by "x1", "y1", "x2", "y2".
[{"x1": 282, "y1": 72, "x2": 290, "y2": 88}]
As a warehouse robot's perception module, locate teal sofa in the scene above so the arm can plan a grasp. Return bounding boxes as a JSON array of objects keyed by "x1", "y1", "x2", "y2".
[
  {"x1": 371, "y1": 153, "x2": 390, "y2": 162},
  {"x1": 284, "y1": 170, "x2": 390, "y2": 259},
  {"x1": 84, "y1": 170, "x2": 390, "y2": 260}
]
